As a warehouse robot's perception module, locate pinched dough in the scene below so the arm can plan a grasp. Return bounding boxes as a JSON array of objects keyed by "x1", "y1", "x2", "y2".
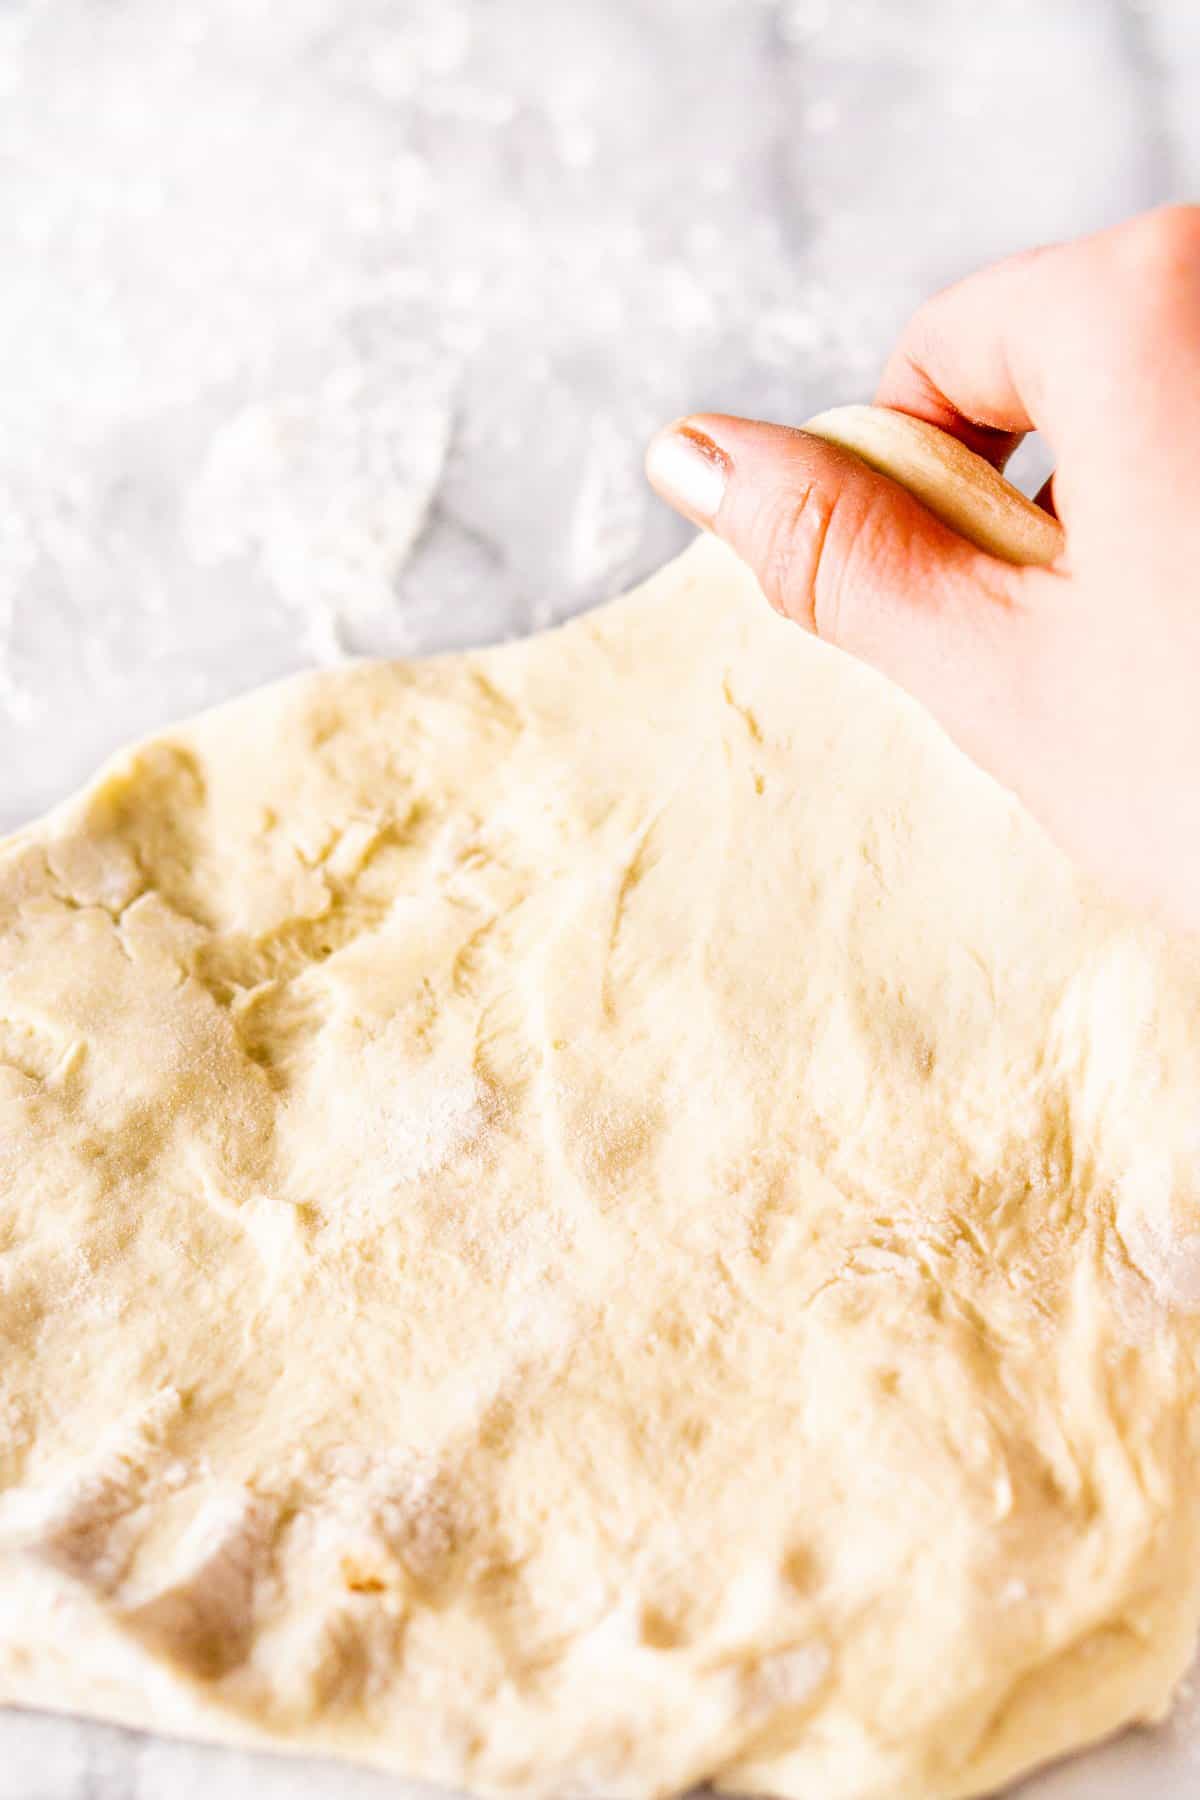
[{"x1": 1, "y1": 534, "x2": 1199, "y2": 1799}]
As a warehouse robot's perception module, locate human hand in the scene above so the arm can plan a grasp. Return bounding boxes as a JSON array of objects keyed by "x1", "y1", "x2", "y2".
[{"x1": 646, "y1": 207, "x2": 1200, "y2": 931}]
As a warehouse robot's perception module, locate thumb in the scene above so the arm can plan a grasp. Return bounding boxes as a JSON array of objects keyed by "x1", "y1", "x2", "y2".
[{"x1": 644, "y1": 410, "x2": 1040, "y2": 769}]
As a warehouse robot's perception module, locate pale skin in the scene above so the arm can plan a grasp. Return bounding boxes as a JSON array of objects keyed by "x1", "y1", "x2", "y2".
[{"x1": 646, "y1": 206, "x2": 1200, "y2": 932}]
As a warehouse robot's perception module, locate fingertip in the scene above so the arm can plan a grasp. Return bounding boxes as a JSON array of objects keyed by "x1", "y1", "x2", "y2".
[{"x1": 645, "y1": 419, "x2": 730, "y2": 528}]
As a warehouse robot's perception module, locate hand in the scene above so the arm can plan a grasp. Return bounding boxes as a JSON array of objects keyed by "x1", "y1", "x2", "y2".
[{"x1": 646, "y1": 207, "x2": 1200, "y2": 932}]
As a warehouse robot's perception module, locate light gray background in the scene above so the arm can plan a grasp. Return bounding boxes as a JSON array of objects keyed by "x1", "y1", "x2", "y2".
[{"x1": 2, "y1": 0, "x2": 1200, "y2": 1794}]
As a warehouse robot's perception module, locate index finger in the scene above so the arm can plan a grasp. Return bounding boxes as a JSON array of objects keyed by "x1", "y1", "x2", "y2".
[{"x1": 873, "y1": 207, "x2": 1200, "y2": 502}]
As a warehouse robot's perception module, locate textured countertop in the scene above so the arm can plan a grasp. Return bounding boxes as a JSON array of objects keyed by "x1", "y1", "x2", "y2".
[{"x1": 3, "y1": 1, "x2": 1200, "y2": 1794}]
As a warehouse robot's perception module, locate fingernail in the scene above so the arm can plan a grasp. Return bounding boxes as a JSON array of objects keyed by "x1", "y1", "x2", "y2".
[{"x1": 645, "y1": 422, "x2": 730, "y2": 526}]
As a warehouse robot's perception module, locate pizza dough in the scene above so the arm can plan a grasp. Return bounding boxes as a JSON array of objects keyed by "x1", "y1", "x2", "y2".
[
  {"x1": 2, "y1": 517, "x2": 1200, "y2": 1800},
  {"x1": 803, "y1": 405, "x2": 1066, "y2": 565}
]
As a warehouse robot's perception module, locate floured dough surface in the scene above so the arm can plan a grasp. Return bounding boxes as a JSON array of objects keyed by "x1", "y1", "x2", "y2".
[{"x1": 1, "y1": 536, "x2": 1199, "y2": 1800}]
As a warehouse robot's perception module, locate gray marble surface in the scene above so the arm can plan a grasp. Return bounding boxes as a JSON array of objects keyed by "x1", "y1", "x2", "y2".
[{"x1": 3, "y1": 0, "x2": 1200, "y2": 1794}]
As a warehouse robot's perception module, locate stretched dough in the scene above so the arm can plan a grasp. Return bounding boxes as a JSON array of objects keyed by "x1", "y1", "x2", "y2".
[
  {"x1": 1, "y1": 527, "x2": 1198, "y2": 1800},
  {"x1": 803, "y1": 405, "x2": 1066, "y2": 564}
]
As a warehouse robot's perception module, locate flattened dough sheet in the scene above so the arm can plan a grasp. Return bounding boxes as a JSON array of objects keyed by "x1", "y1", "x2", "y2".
[{"x1": 1, "y1": 537, "x2": 1199, "y2": 1800}]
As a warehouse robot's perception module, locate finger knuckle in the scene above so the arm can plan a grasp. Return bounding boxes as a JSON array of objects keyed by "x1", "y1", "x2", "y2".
[
  {"x1": 748, "y1": 484, "x2": 827, "y2": 623},
  {"x1": 751, "y1": 481, "x2": 853, "y2": 635},
  {"x1": 812, "y1": 491, "x2": 896, "y2": 648}
]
